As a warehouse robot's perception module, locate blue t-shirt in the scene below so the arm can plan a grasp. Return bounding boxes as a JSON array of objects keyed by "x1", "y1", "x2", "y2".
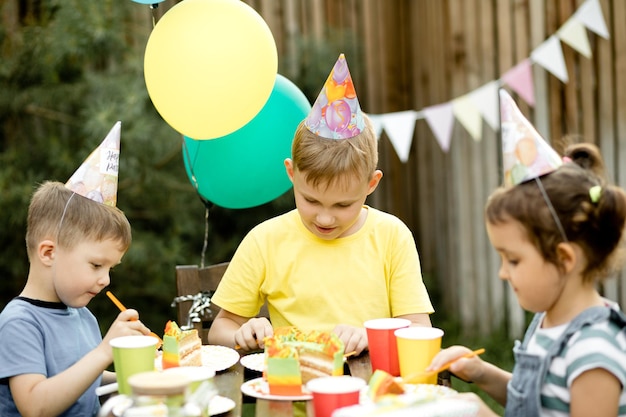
[{"x1": 0, "y1": 297, "x2": 103, "y2": 417}]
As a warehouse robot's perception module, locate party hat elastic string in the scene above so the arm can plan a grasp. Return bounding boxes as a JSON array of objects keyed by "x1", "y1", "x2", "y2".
[
  {"x1": 534, "y1": 177, "x2": 568, "y2": 242},
  {"x1": 55, "y1": 192, "x2": 76, "y2": 243}
]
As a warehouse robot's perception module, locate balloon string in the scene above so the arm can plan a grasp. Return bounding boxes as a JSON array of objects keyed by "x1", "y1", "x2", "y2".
[
  {"x1": 181, "y1": 135, "x2": 204, "y2": 199},
  {"x1": 199, "y1": 196, "x2": 214, "y2": 267},
  {"x1": 201, "y1": 204, "x2": 209, "y2": 268},
  {"x1": 150, "y1": 3, "x2": 158, "y2": 27},
  {"x1": 181, "y1": 136, "x2": 215, "y2": 266}
]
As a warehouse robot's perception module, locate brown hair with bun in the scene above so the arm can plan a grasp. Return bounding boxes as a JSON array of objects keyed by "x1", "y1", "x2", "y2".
[{"x1": 485, "y1": 143, "x2": 626, "y2": 283}]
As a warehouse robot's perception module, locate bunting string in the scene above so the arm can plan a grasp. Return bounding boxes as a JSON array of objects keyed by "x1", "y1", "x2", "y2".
[{"x1": 369, "y1": 0, "x2": 609, "y2": 161}]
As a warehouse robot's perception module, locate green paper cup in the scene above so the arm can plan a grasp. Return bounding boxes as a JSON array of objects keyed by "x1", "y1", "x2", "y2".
[
  {"x1": 164, "y1": 366, "x2": 217, "y2": 414},
  {"x1": 110, "y1": 335, "x2": 158, "y2": 395}
]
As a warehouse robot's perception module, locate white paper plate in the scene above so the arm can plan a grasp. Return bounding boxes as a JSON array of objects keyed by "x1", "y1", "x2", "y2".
[
  {"x1": 155, "y1": 345, "x2": 240, "y2": 372},
  {"x1": 240, "y1": 353, "x2": 264, "y2": 373},
  {"x1": 334, "y1": 399, "x2": 479, "y2": 417},
  {"x1": 360, "y1": 382, "x2": 458, "y2": 405},
  {"x1": 209, "y1": 395, "x2": 236, "y2": 415},
  {"x1": 201, "y1": 345, "x2": 240, "y2": 372},
  {"x1": 109, "y1": 394, "x2": 235, "y2": 416},
  {"x1": 241, "y1": 377, "x2": 312, "y2": 401}
]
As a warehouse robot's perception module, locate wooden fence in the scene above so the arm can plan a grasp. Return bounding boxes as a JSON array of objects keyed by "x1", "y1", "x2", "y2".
[
  {"x1": 4, "y1": 0, "x2": 623, "y2": 338},
  {"x1": 225, "y1": 0, "x2": 626, "y2": 338}
]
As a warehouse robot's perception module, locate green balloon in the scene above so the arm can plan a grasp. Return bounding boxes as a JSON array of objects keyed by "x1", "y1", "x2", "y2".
[{"x1": 183, "y1": 74, "x2": 311, "y2": 209}]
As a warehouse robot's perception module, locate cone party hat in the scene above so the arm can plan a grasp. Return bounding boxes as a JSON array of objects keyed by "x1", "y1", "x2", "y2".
[
  {"x1": 304, "y1": 54, "x2": 364, "y2": 139},
  {"x1": 65, "y1": 121, "x2": 121, "y2": 206},
  {"x1": 500, "y1": 90, "x2": 562, "y2": 187}
]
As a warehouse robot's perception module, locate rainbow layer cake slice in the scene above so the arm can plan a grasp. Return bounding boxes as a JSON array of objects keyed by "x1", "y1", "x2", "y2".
[
  {"x1": 162, "y1": 320, "x2": 202, "y2": 369},
  {"x1": 264, "y1": 327, "x2": 344, "y2": 396}
]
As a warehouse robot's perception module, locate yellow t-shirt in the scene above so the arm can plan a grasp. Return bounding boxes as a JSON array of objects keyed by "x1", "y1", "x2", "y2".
[{"x1": 211, "y1": 206, "x2": 434, "y2": 331}]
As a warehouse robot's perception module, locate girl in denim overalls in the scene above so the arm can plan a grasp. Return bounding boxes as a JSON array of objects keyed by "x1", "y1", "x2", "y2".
[{"x1": 428, "y1": 93, "x2": 626, "y2": 417}]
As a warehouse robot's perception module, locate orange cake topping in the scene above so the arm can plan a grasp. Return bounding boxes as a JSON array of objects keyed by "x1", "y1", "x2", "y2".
[{"x1": 162, "y1": 320, "x2": 202, "y2": 369}]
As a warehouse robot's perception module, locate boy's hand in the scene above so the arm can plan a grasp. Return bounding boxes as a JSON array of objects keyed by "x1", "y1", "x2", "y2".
[
  {"x1": 235, "y1": 317, "x2": 272, "y2": 351},
  {"x1": 99, "y1": 309, "x2": 152, "y2": 361},
  {"x1": 332, "y1": 324, "x2": 368, "y2": 355}
]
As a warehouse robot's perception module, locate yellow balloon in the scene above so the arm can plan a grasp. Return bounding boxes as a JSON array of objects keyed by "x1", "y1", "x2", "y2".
[{"x1": 144, "y1": 0, "x2": 278, "y2": 139}]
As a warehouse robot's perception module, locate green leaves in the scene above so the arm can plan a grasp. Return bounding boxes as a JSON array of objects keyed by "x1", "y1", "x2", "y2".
[{"x1": 0, "y1": 0, "x2": 291, "y2": 333}]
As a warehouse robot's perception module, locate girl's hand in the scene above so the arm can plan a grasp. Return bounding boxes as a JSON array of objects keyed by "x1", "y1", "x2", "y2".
[{"x1": 427, "y1": 345, "x2": 485, "y2": 384}]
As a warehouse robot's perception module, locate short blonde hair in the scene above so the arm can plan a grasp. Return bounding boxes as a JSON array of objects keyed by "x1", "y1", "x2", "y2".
[
  {"x1": 26, "y1": 181, "x2": 132, "y2": 259},
  {"x1": 291, "y1": 114, "x2": 378, "y2": 189}
]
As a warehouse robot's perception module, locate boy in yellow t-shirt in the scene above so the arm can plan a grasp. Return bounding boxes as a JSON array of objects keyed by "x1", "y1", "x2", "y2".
[{"x1": 209, "y1": 54, "x2": 434, "y2": 355}]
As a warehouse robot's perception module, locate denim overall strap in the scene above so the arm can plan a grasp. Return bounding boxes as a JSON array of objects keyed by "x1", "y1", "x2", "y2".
[
  {"x1": 505, "y1": 306, "x2": 626, "y2": 417},
  {"x1": 504, "y1": 313, "x2": 544, "y2": 417}
]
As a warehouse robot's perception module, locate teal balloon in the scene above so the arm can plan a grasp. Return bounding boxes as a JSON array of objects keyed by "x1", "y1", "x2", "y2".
[{"x1": 182, "y1": 74, "x2": 311, "y2": 209}]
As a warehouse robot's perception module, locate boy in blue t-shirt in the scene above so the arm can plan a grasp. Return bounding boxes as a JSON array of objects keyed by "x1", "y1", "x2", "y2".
[{"x1": 0, "y1": 125, "x2": 154, "y2": 416}]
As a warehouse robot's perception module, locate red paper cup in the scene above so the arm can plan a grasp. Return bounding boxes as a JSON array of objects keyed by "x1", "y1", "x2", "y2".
[
  {"x1": 306, "y1": 376, "x2": 366, "y2": 417},
  {"x1": 364, "y1": 318, "x2": 411, "y2": 376}
]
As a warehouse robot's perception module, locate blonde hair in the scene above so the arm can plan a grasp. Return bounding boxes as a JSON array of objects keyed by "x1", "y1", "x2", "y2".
[
  {"x1": 26, "y1": 181, "x2": 132, "y2": 259},
  {"x1": 291, "y1": 114, "x2": 378, "y2": 189}
]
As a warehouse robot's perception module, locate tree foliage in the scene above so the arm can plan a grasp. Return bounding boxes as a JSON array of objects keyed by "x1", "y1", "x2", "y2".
[{"x1": 0, "y1": 0, "x2": 294, "y2": 334}]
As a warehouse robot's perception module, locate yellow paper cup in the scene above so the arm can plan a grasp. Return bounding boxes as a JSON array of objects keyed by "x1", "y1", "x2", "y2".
[
  {"x1": 110, "y1": 335, "x2": 158, "y2": 395},
  {"x1": 394, "y1": 327, "x2": 444, "y2": 384}
]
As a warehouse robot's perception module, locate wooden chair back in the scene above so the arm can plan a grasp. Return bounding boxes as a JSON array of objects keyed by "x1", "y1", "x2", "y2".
[{"x1": 174, "y1": 263, "x2": 269, "y2": 344}]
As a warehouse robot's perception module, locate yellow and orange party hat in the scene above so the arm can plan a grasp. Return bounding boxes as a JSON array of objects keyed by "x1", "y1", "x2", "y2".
[
  {"x1": 500, "y1": 90, "x2": 562, "y2": 187},
  {"x1": 304, "y1": 54, "x2": 364, "y2": 139},
  {"x1": 65, "y1": 121, "x2": 121, "y2": 206}
]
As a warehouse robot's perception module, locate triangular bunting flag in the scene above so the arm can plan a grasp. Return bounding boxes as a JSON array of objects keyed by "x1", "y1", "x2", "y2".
[
  {"x1": 557, "y1": 17, "x2": 592, "y2": 58},
  {"x1": 330, "y1": 0, "x2": 611, "y2": 156},
  {"x1": 501, "y1": 59, "x2": 535, "y2": 106},
  {"x1": 574, "y1": 0, "x2": 610, "y2": 39},
  {"x1": 380, "y1": 111, "x2": 418, "y2": 162},
  {"x1": 367, "y1": 114, "x2": 384, "y2": 141},
  {"x1": 452, "y1": 95, "x2": 483, "y2": 141},
  {"x1": 468, "y1": 81, "x2": 500, "y2": 131},
  {"x1": 423, "y1": 102, "x2": 455, "y2": 152},
  {"x1": 530, "y1": 35, "x2": 569, "y2": 83}
]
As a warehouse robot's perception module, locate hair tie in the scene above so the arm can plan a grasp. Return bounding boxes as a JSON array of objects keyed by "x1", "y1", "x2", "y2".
[{"x1": 589, "y1": 185, "x2": 602, "y2": 204}]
